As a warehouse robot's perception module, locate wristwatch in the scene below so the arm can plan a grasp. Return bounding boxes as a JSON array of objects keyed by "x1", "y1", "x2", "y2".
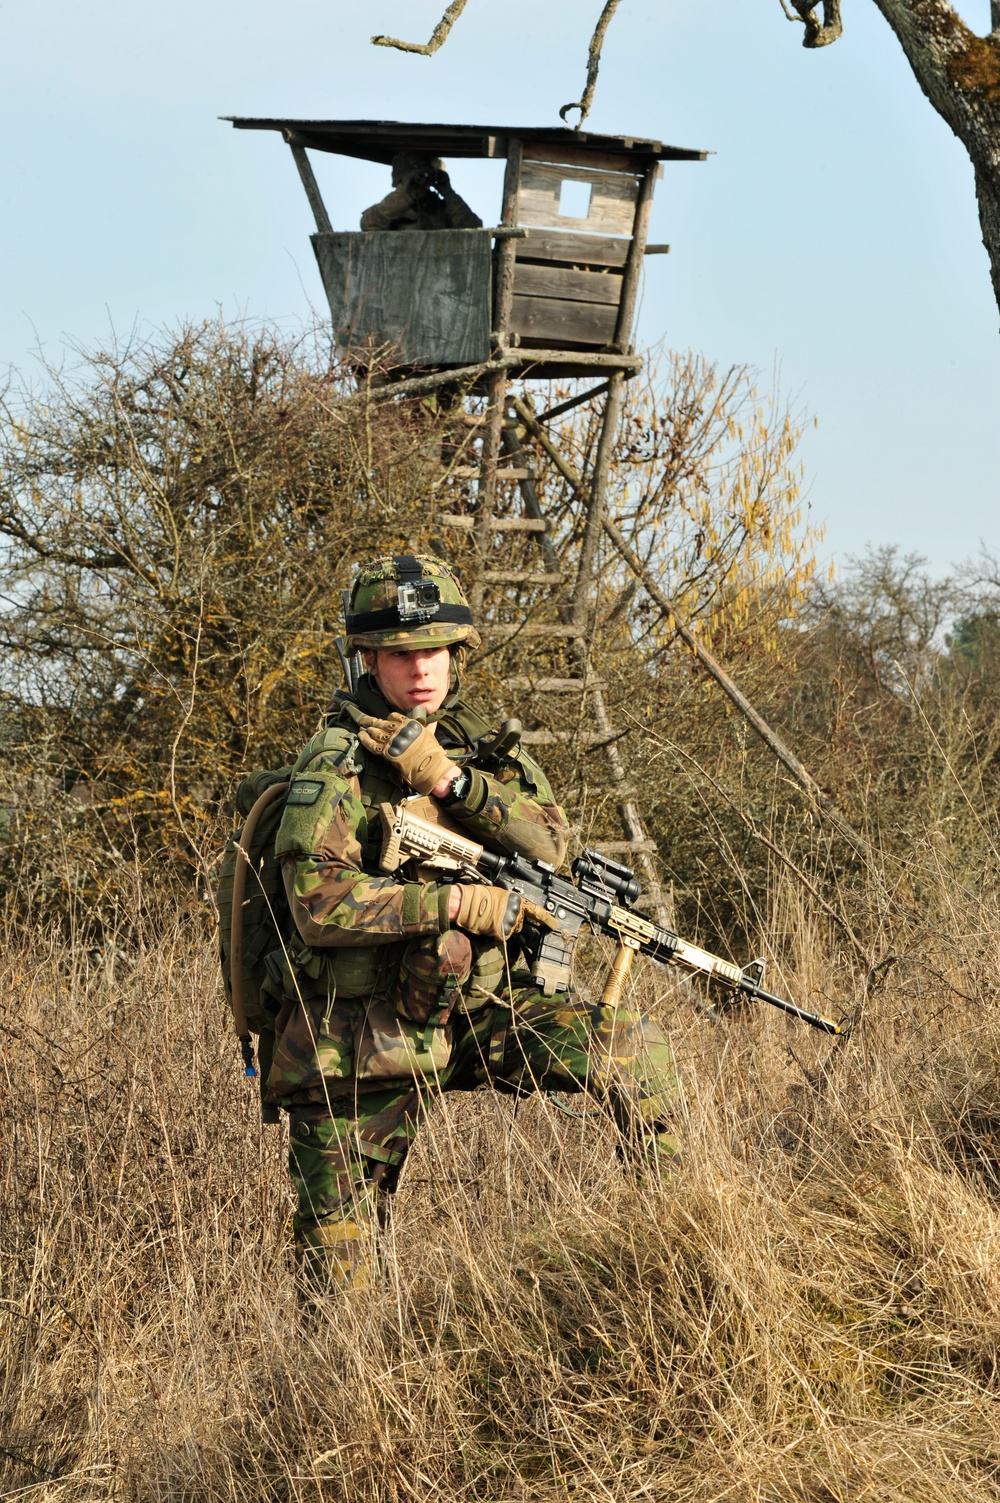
[{"x1": 438, "y1": 766, "x2": 472, "y2": 807}]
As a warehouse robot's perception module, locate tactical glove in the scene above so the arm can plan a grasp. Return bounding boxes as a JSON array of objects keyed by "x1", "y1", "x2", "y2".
[
  {"x1": 521, "y1": 898, "x2": 561, "y2": 933},
  {"x1": 454, "y1": 884, "x2": 523, "y2": 941},
  {"x1": 357, "y1": 713, "x2": 457, "y2": 796}
]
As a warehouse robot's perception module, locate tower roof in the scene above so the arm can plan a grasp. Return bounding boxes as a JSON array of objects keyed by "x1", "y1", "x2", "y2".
[{"x1": 224, "y1": 116, "x2": 707, "y2": 166}]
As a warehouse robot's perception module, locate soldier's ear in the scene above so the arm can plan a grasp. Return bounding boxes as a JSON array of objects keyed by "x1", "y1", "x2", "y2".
[{"x1": 449, "y1": 643, "x2": 467, "y2": 689}]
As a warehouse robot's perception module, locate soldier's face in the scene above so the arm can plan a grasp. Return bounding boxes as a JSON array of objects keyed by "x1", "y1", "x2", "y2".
[{"x1": 368, "y1": 646, "x2": 452, "y2": 713}]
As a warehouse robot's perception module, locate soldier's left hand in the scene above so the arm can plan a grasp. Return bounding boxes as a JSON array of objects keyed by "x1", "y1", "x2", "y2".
[{"x1": 357, "y1": 713, "x2": 458, "y2": 796}]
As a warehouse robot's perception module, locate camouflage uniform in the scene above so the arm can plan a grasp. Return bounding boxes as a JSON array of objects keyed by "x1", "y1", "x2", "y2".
[
  {"x1": 360, "y1": 151, "x2": 482, "y2": 232},
  {"x1": 269, "y1": 555, "x2": 680, "y2": 1290}
]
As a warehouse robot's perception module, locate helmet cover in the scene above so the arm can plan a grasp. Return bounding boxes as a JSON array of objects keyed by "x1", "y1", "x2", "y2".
[{"x1": 345, "y1": 554, "x2": 481, "y2": 652}]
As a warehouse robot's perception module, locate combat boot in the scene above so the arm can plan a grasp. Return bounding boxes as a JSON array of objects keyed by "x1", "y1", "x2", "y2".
[{"x1": 295, "y1": 1214, "x2": 372, "y2": 1294}]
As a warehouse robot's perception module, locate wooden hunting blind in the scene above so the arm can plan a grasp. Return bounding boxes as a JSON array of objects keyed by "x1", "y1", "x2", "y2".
[
  {"x1": 224, "y1": 116, "x2": 708, "y2": 917},
  {"x1": 226, "y1": 118, "x2": 705, "y2": 378}
]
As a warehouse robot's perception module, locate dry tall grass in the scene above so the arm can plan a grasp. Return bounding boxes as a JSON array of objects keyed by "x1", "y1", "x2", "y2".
[{"x1": 3, "y1": 855, "x2": 1000, "y2": 1503}]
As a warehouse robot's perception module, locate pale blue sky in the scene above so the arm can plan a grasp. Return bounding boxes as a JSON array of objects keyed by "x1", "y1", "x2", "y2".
[{"x1": 1, "y1": 0, "x2": 996, "y2": 573}]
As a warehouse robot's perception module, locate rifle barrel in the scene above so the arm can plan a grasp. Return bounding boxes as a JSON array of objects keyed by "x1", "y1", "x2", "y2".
[{"x1": 738, "y1": 979, "x2": 850, "y2": 1036}]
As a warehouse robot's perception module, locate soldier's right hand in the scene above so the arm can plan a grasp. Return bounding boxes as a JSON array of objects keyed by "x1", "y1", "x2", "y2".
[{"x1": 453, "y1": 884, "x2": 523, "y2": 941}]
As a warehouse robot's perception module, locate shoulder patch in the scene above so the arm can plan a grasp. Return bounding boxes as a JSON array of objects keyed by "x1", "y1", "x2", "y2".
[{"x1": 285, "y1": 777, "x2": 325, "y2": 807}]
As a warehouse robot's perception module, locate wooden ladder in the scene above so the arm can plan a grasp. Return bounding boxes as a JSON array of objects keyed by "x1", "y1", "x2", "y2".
[{"x1": 436, "y1": 368, "x2": 669, "y2": 925}]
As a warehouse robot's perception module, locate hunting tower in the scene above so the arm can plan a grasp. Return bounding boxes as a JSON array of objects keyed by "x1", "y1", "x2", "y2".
[
  {"x1": 228, "y1": 116, "x2": 706, "y2": 917},
  {"x1": 226, "y1": 117, "x2": 704, "y2": 373}
]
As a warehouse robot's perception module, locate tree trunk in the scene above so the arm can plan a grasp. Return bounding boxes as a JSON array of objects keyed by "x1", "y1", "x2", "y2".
[{"x1": 870, "y1": 0, "x2": 1000, "y2": 317}]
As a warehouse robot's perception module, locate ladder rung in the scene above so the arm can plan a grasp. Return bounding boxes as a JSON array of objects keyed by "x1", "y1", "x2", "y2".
[
  {"x1": 519, "y1": 731, "x2": 608, "y2": 746},
  {"x1": 591, "y1": 840, "x2": 660, "y2": 855},
  {"x1": 483, "y1": 571, "x2": 562, "y2": 585},
  {"x1": 502, "y1": 677, "x2": 606, "y2": 692},
  {"x1": 490, "y1": 624, "x2": 582, "y2": 638},
  {"x1": 449, "y1": 466, "x2": 531, "y2": 479},
  {"x1": 437, "y1": 515, "x2": 548, "y2": 533}
]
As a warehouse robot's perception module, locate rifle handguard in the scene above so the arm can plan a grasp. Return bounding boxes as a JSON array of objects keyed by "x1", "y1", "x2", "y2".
[{"x1": 379, "y1": 801, "x2": 484, "y2": 875}]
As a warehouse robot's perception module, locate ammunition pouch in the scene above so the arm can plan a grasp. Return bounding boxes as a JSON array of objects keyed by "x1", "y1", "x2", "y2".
[{"x1": 354, "y1": 999, "x2": 452, "y2": 1081}]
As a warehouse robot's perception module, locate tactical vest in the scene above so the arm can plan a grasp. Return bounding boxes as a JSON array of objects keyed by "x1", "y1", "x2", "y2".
[{"x1": 218, "y1": 685, "x2": 516, "y2": 1031}]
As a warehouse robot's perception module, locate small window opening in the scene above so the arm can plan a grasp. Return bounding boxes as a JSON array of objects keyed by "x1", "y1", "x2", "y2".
[{"x1": 558, "y1": 179, "x2": 592, "y2": 220}]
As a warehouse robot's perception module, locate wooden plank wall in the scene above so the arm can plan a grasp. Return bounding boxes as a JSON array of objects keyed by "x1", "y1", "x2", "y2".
[
  {"x1": 312, "y1": 230, "x2": 493, "y2": 366},
  {"x1": 514, "y1": 231, "x2": 629, "y2": 267},
  {"x1": 516, "y1": 162, "x2": 637, "y2": 238},
  {"x1": 505, "y1": 148, "x2": 653, "y2": 351}
]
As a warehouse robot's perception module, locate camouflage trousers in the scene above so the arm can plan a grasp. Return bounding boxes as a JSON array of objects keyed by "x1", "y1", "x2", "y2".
[{"x1": 287, "y1": 933, "x2": 681, "y2": 1291}]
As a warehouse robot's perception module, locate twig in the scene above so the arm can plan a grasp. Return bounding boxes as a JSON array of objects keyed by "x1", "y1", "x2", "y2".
[
  {"x1": 372, "y1": 0, "x2": 471, "y2": 55},
  {"x1": 778, "y1": 0, "x2": 843, "y2": 48},
  {"x1": 0, "y1": 1441, "x2": 58, "y2": 1482},
  {"x1": 560, "y1": 0, "x2": 626, "y2": 127},
  {"x1": 655, "y1": 734, "x2": 867, "y2": 962}
]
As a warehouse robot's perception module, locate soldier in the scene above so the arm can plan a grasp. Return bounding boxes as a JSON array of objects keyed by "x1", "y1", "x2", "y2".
[
  {"x1": 360, "y1": 151, "x2": 482, "y2": 232},
  {"x1": 269, "y1": 554, "x2": 681, "y2": 1291}
]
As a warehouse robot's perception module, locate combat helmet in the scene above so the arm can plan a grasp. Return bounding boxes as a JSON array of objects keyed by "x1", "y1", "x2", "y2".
[{"x1": 344, "y1": 554, "x2": 481, "y2": 652}]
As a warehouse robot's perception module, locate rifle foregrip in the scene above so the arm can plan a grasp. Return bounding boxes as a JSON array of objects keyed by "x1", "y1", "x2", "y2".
[{"x1": 378, "y1": 802, "x2": 404, "y2": 873}]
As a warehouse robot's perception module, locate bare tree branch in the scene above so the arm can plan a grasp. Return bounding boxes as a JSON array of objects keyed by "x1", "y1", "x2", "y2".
[
  {"x1": 371, "y1": 0, "x2": 471, "y2": 56},
  {"x1": 560, "y1": 0, "x2": 627, "y2": 126},
  {"x1": 780, "y1": 0, "x2": 843, "y2": 48},
  {"x1": 370, "y1": 0, "x2": 626, "y2": 128}
]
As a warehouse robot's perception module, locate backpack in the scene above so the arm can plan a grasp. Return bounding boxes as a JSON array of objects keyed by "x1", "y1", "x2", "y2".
[{"x1": 216, "y1": 766, "x2": 293, "y2": 1117}]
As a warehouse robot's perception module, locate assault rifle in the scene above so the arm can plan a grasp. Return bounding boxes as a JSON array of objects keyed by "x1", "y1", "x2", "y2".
[{"x1": 379, "y1": 800, "x2": 852, "y2": 1037}]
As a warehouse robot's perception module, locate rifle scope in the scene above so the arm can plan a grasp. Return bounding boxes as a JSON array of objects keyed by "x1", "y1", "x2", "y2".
[{"x1": 572, "y1": 848, "x2": 642, "y2": 907}]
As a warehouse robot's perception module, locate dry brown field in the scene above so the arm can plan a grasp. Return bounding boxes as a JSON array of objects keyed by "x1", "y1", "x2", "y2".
[{"x1": 3, "y1": 857, "x2": 999, "y2": 1503}]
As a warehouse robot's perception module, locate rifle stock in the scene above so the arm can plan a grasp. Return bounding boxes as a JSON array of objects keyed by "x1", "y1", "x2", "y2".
[{"x1": 379, "y1": 800, "x2": 853, "y2": 1037}]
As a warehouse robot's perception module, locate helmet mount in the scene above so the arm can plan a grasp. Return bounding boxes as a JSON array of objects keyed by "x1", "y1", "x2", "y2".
[{"x1": 344, "y1": 554, "x2": 481, "y2": 653}]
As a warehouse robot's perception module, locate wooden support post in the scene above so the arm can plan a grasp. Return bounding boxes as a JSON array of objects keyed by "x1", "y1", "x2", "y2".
[
  {"x1": 613, "y1": 161, "x2": 658, "y2": 352},
  {"x1": 598, "y1": 512, "x2": 872, "y2": 860},
  {"x1": 471, "y1": 370, "x2": 508, "y2": 616},
  {"x1": 286, "y1": 138, "x2": 333, "y2": 235},
  {"x1": 570, "y1": 370, "x2": 624, "y2": 628},
  {"x1": 493, "y1": 138, "x2": 523, "y2": 349},
  {"x1": 535, "y1": 382, "x2": 611, "y2": 425},
  {"x1": 342, "y1": 355, "x2": 518, "y2": 409}
]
